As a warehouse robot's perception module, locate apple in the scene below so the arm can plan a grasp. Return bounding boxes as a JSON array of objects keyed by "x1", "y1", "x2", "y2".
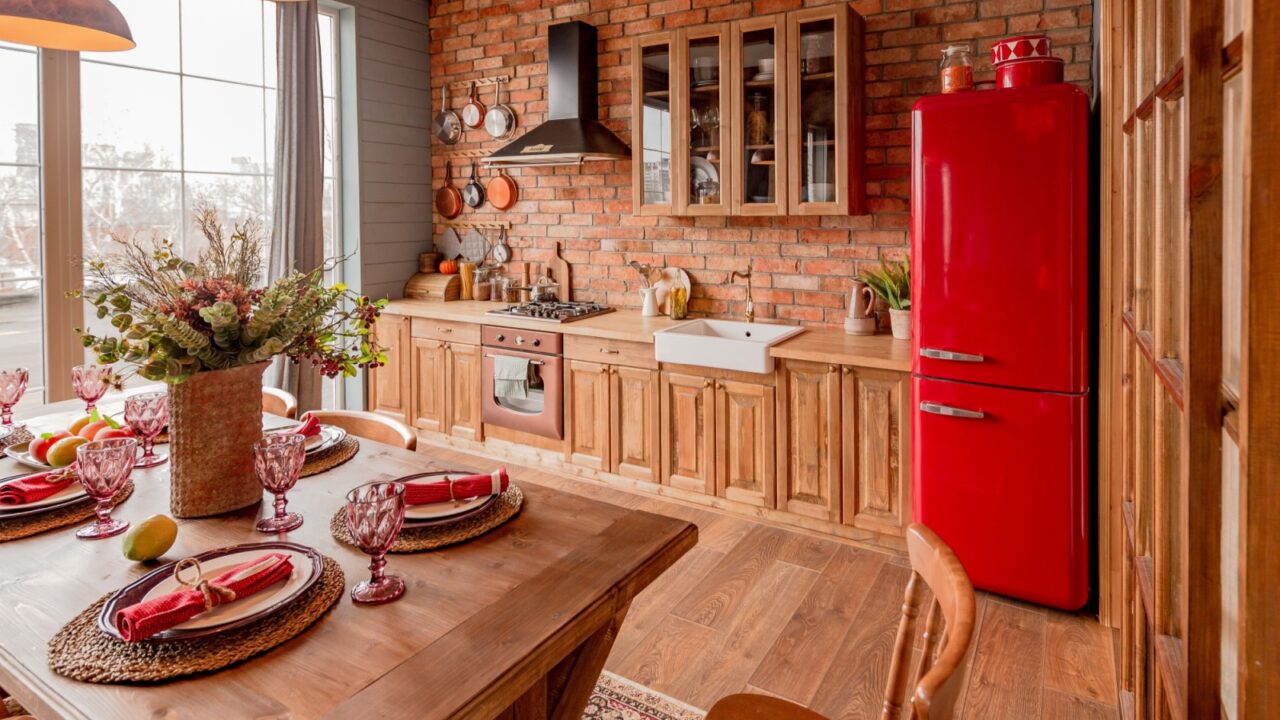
[
  {"x1": 78, "y1": 420, "x2": 112, "y2": 440},
  {"x1": 29, "y1": 431, "x2": 71, "y2": 464},
  {"x1": 95, "y1": 427, "x2": 135, "y2": 441}
]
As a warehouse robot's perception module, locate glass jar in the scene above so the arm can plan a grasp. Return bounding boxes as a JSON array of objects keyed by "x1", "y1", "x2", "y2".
[
  {"x1": 747, "y1": 93, "x2": 771, "y2": 146},
  {"x1": 940, "y1": 44, "x2": 973, "y2": 94}
]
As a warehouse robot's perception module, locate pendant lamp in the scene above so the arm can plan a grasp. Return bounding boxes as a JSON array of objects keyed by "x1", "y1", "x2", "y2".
[{"x1": 0, "y1": 0, "x2": 134, "y2": 52}]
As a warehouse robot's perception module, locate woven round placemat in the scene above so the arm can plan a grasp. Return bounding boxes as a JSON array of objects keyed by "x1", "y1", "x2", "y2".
[
  {"x1": 48, "y1": 555, "x2": 344, "y2": 683},
  {"x1": 330, "y1": 484, "x2": 524, "y2": 553},
  {"x1": 0, "y1": 482, "x2": 134, "y2": 543},
  {"x1": 1, "y1": 425, "x2": 32, "y2": 449},
  {"x1": 300, "y1": 436, "x2": 360, "y2": 478}
]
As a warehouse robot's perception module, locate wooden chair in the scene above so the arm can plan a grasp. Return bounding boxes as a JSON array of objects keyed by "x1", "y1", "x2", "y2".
[
  {"x1": 306, "y1": 410, "x2": 416, "y2": 451},
  {"x1": 707, "y1": 523, "x2": 976, "y2": 720},
  {"x1": 262, "y1": 386, "x2": 298, "y2": 419}
]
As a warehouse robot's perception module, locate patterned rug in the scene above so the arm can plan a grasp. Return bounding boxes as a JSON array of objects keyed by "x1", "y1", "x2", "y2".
[{"x1": 585, "y1": 672, "x2": 707, "y2": 720}]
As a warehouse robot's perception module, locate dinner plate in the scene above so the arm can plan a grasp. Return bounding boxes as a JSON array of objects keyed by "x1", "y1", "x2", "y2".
[
  {"x1": 305, "y1": 425, "x2": 347, "y2": 456},
  {"x1": 690, "y1": 156, "x2": 720, "y2": 186},
  {"x1": 0, "y1": 472, "x2": 89, "y2": 519},
  {"x1": 97, "y1": 541, "x2": 322, "y2": 642},
  {"x1": 3, "y1": 442, "x2": 55, "y2": 471},
  {"x1": 397, "y1": 470, "x2": 499, "y2": 525}
]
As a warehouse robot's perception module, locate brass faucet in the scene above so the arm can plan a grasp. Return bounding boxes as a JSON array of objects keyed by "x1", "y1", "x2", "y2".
[{"x1": 731, "y1": 261, "x2": 755, "y2": 323}]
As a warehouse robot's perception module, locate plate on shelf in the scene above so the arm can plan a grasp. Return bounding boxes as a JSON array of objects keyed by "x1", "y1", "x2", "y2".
[
  {"x1": 0, "y1": 471, "x2": 88, "y2": 519},
  {"x1": 97, "y1": 542, "x2": 322, "y2": 642},
  {"x1": 690, "y1": 156, "x2": 719, "y2": 186},
  {"x1": 3, "y1": 442, "x2": 54, "y2": 471},
  {"x1": 750, "y1": 196, "x2": 773, "y2": 203},
  {"x1": 397, "y1": 470, "x2": 499, "y2": 526},
  {"x1": 753, "y1": 72, "x2": 775, "y2": 81}
]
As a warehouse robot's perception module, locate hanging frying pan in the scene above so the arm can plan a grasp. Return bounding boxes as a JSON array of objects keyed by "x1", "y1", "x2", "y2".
[
  {"x1": 461, "y1": 82, "x2": 486, "y2": 129},
  {"x1": 462, "y1": 161, "x2": 486, "y2": 208},
  {"x1": 484, "y1": 77, "x2": 516, "y2": 140},
  {"x1": 486, "y1": 166, "x2": 518, "y2": 210},
  {"x1": 432, "y1": 86, "x2": 461, "y2": 145},
  {"x1": 435, "y1": 161, "x2": 463, "y2": 219}
]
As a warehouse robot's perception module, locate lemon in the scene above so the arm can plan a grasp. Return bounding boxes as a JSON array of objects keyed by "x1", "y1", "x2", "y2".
[
  {"x1": 122, "y1": 515, "x2": 179, "y2": 562},
  {"x1": 45, "y1": 435, "x2": 89, "y2": 467}
]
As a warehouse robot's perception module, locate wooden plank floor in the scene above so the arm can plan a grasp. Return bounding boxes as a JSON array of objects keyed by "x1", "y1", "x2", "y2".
[{"x1": 421, "y1": 443, "x2": 1120, "y2": 720}]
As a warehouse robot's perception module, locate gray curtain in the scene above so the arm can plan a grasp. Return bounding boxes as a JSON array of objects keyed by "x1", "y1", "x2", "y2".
[{"x1": 267, "y1": 0, "x2": 324, "y2": 412}]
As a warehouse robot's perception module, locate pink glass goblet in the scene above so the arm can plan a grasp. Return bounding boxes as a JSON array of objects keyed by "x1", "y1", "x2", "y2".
[
  {"x1": 71, "y1": 364, "x2": 112, "y2": 415},
  {"x1": 344, "y1": 481, "x2": 407, "y2": 605},
  {"x1": 124, "y1": 391, "x2": 169, "y2": 468},
  {"x1": 253, "y1": 433, "x2": 306, "y2": 533},
  {"x1": 75, "y1": 437, "x2": 137, "y2": 540},
  {"x1": 0, "y1": 368, "x2": 28, "y2": 427}
]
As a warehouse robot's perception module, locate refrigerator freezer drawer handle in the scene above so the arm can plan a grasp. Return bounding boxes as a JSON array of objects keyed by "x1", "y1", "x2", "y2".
[
  {"x1": 919, "y1": 401, "x2": 986, "y2": 420},
  {"x1": 920, "y1": 347, "x2": 986, "y2": 363}
]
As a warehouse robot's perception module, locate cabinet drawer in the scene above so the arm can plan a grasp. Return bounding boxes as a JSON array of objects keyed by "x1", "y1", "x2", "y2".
[
  {"x1": 410, "y1": 318, "x2": 481, "y2": 345},
  {"x1": 564, "y1": 336, "x2": 657, "y2": 370}
]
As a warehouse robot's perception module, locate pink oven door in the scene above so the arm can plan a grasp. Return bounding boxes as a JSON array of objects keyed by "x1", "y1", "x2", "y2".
[{"x1": 482, "y1": 348, "x2": 563, "y2": 440}]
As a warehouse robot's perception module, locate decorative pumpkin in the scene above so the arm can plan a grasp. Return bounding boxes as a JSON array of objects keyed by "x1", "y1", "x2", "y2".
[{"x1": 438, "y1": 259, "x2": 459, "y2": 274}]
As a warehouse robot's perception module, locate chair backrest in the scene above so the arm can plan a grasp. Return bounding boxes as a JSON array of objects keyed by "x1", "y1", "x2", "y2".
[
  {"x1": 880, "y1": 523, "x2": 977, "y2": 720},
  {"x1": 262, "y1": 386, "x2": 298, "y2": 420},
  {"x1": 307, "y1": 410, "x2": 417, "y2": 451}
]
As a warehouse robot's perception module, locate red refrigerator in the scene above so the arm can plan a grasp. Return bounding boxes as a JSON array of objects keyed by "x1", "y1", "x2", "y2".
[{"x1": 910, "y1": 82, "x2": 1090, "y2": 610}]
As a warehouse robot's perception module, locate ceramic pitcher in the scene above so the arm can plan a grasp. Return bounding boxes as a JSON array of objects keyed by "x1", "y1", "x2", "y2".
[{"x1": 844, "y1": 279, "x2": 878, "y2": 336}]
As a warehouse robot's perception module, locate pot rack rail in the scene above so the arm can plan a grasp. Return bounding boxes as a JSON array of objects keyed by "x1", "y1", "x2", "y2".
[{"x1": 438, "y1": 220, "x2": 512, "y2": 230}]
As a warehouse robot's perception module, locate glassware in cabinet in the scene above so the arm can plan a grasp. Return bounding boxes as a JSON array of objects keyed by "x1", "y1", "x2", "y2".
[
  {"x1": 632, "y1": 33, "x2": 675, "y2": 215},
  {"x1": 679, "y1": 25, "x2": 731, "y2": 215},
  {"x1": 731, "y1": 15, "x2": 788, "y2": 216}
]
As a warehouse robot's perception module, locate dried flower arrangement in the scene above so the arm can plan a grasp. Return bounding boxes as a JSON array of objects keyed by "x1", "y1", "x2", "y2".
[{"x1": 74, "y1": 207, "x2": 388, "y2": 384}]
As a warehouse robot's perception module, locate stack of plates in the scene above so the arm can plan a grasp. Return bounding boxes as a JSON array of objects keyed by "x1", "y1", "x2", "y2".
[
  {"x1": 0, "y1": 471, "x2": 89, "y2": 520},
  {"x1": 397, "y1": 470, "x2": 499, "y2": 528},
  {"x1": 96, "y1": 542, "x2": 323, "y2": 642},
  {"x1": 303, "y1": 425, "x2": 347, "y2": 456}
]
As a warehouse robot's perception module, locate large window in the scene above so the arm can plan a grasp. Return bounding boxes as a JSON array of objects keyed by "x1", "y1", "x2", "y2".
[{"x1": 0, "y1": 41, "x2": 43, "y2": 405}]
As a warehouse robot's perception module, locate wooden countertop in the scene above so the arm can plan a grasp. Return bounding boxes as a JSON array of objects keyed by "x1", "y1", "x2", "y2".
[{"x1": 383, "y1": 300, "x2": 912, "y2": 372}]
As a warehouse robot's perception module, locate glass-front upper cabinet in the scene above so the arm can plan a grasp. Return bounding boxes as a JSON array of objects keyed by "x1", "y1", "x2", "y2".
[
  {"x1": 787, "y1": 5, "x2": 864, "y2": 215},
  {"x1": 731, "y1": 15, "x2": 787, "y2": 216},
  {"x1": 632, "y1": 33, "x2": 674, "y2": 215},
  {"x1": 679, "y1": 26, "x2": 731, "y2": 215}
]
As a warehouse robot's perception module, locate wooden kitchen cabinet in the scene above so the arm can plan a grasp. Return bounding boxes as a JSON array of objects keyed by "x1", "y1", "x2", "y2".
[
  {"x1": 777, "y1": 359, "x2": 843, "y2": 522},
  {"x1": 369, "y1": 314, "x2": 410, "y2": 423},
  {"x1": 841, "y1": 366, "x2": 910, "y2": 535},
  {"x1": 716, "y1": 379, "x2": 776, "y2": 508},
  {"x1": 611, "y1": 366, "x2": 660, "y2": 483},
  {"x1": 445, "y1": 342, "x2": 484, "y2": 441},
  {"x1": 565, "y1": 360, "x2": 612, "y2": 471},
  {"x1": 632, "y1": 6, "x2": 862, "y2": 217},
  {"x1": 410, "y1": 338, "x2": 447, "y2": 434},
  {"x1": 660, "y1": 371, "x2": 716, "y2": 494}
]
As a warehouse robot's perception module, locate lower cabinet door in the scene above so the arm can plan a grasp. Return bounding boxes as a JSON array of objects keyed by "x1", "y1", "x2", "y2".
[
  {"x1": 565, "y1": 360, "x2": 611, "y2": 471},
  {"x1": 410, "y1": 338, "x2": 447, "y2": 433},
  {"x1": 660, "y1": 372, "x2": 716, "y2": 494},
  {"x1": 841, "y1": 367, "x2": 910, "y2": 535},
  {"x1": 715, "y1": 379, "x2": 776, "y2": 507},
  {"x1": 445, "y1": 342, "x2": 484, "y2": 441},
  {"x1": 778, "y1": 360, "x2": 842, "y2": 522},
  {"x1": 369, "y1": 314, "x2": 410, "y2": 422},
  {"x1": 611, "y1": 366, "x2": 660, "y2": 483}
]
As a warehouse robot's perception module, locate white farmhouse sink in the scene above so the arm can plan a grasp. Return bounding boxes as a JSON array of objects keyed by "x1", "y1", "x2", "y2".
[{"x1": 653, "y1": 319, "x2": 806, "y2": 374}]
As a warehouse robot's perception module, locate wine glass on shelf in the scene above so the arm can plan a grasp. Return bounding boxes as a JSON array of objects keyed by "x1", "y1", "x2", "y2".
[
  {"x1": 344, "y1": 481, "x2": 407, "y2": 605},
  {"x1": 74, "y1": 437, "x2": 136, "y2": 540},
  {"x1": 0, "y1": 368, "x2": 28, "y2": 427},
  {"x1": 253, "y1": 433, "x2": 306, "y2": 533},
  {"x1": 71, "y1": 364, "x2": 112, "y2": 415},
  {"x1": 124, "y1": 391, "x2": 169, "y2": 468},
  {"x1": 700, "y1": 105, "x2": 721, "y2": 147}
]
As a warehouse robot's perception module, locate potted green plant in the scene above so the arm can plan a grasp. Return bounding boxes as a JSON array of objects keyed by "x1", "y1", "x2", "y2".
[
  {"x1": 75, "y1": 207, "x2": 388, "y2": 517},
  {"x1": 859, "y1": 257, "x2": 911, "y2": 340}
]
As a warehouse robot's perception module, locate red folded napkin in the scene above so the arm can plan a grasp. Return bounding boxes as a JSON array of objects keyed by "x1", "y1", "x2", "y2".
[
  {"x1": 0, "y1": 468, "x2": 78, "y2": 506},
  {"x1": 403, "y1": 468, "x2": 509, "y2": 506},
  {"x1": 114, "y1": 552, "x2": 294, "y2": 643},
  {"x1": 293, "y1": 413, "x2": 321, "y2": 439}
]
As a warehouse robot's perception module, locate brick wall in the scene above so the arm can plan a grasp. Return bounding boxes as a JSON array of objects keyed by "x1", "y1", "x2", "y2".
[{"x1": 427, "y1": 0, "x2": 1093, "y2": 325}]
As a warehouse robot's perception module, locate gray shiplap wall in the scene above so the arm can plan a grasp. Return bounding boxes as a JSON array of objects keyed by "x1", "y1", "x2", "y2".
[{"x1": 346, "y1": 0, "x2": 430, "y2": 301}]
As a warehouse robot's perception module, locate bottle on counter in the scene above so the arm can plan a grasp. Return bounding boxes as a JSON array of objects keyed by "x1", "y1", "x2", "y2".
[
  {"x1": 940, "y1": 44, "x2": 974, "y2": 94},
  {"x1": 668, "y1": 286, "x2": 688, "y2": 320}
]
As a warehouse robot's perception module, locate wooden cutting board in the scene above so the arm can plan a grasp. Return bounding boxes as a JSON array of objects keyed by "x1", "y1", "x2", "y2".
[{"x1": 551, "y1": 241, "x2": 571, "y2": 302}]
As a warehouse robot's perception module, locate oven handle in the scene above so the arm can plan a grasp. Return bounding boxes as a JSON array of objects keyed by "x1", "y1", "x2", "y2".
[{"x1": 485, "y1": 354, "x2": 545, "y2": 366}]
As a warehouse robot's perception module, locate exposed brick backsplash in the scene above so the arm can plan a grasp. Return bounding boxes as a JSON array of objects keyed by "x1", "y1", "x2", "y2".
[{"x1": 428, "y1": 0, "x2": 1093, "y2": 326}]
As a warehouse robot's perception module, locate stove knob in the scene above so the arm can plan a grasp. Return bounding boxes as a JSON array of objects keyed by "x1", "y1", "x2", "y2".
[
  {"x1": 532, "y1": 339, "x2": 542, "y2": 347},
  {"x1": 496, "y1": 334, "x2": 506, "y2": 342},
  {"x1": 515, "y1": 336, "x2": 525, "y2": 345}
]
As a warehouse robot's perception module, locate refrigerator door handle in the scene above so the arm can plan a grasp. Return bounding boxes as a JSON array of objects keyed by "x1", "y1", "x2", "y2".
[
  {"x1": 920, "y1": 347, "x2": 986, "y2": 363},
  {"x1": 920, "y1": 401, "x2": 986, "y2": 420}
]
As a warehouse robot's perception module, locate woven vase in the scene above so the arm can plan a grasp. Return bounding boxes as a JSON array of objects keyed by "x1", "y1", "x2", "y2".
[{"x1": 168, "y1": 362, "x2": 268, "y2": 518}]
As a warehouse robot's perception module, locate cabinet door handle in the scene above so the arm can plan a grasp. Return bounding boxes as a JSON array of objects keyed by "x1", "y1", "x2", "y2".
[
  {"x1": 920, "y1": 347, "x2": 985, "y2": 363},
  {"x1": 439, "y1": 327, "x2": 452, "y2": 334},
  {"x1": 703, "y1": 380, "x2": 713, "y2": 389},
  {"x1": 841, "y1": 367, "x2": 851, "y2": 375},
  {"x1": 599, "y1": 348, "x2": 620, "y2": 355},
  {"x1": 828, "y1": 365, "x2": 837, "y2": 373},
  {"x1": 600, "y1": 366, "x2": 609, "y2": 374},
  {"x1": 919, "y1": 401, "x2": 985, "y2": 420},
  {"x1": 438, "y1": 341, "x2": 447, "y2": 349}
]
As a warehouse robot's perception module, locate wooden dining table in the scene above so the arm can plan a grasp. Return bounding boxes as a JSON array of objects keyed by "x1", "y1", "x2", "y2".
[{"x1": 0, "y1": 395, "x2": 697, "y2": 720}]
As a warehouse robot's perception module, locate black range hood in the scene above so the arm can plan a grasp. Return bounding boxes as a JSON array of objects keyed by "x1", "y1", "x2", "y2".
[{"x1": 483, "y1": 21, "x2": 630, "y2": 168}]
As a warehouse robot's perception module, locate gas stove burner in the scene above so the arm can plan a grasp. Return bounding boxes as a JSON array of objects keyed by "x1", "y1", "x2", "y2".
[{"x1": 486, "y1": 301, "x2": 616, "y2": 323}]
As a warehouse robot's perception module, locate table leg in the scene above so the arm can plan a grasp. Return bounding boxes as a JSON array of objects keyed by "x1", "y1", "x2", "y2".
[{"x1": 548, "y1": 603, "x2": 631, "y2": 720}]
